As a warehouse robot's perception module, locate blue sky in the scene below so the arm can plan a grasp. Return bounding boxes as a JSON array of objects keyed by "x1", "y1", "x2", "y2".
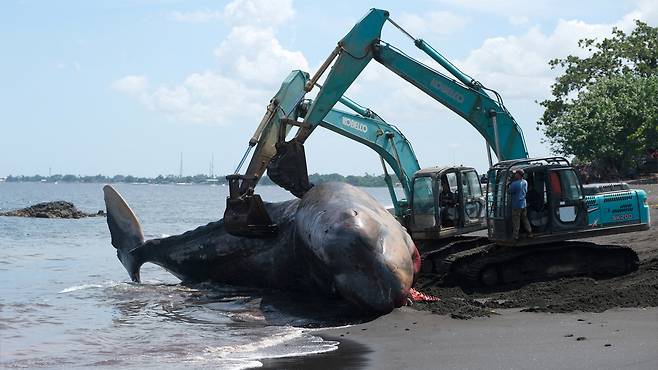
[{"x1": 1, "y1": 0, "x2": 656, "y2": 177}]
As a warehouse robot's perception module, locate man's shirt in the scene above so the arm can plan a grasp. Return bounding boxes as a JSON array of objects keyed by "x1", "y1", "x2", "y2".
[{"x1": 509, "y1": 179, "x2": 528, "y2": 209}]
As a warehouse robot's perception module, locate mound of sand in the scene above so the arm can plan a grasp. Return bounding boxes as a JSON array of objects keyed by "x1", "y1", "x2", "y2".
[{"x1": 414, "y1": 183, "x2": 658, "y2": 319}]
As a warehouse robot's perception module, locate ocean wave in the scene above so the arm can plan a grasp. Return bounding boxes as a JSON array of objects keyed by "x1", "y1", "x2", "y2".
[
  {"x1": 183, "y1": 358, "x2": 263, "y2": 370},
  {"x1": 205, "y1": 327, "x2": 305, "y2": 355},
  {"x1": 58, "y1": 281, "x2": 123, "y2": 293},
  {"x1": 196, "y1": 327, "x2": 338, "y2": 369}
]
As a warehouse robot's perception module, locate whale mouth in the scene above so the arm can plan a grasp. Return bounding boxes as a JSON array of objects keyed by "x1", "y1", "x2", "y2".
[
  {"x1": 325, "y1": 236, "x2": 416, "y2": 313},
  {"x1": 394, "y1": 288, "x2": 410, "y2": 308},
  {"x1": 334, "y1": 267, "x2": 409, "y2": 314}
]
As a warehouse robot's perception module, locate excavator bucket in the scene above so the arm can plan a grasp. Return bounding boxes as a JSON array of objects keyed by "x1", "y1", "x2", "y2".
[
  {"x1": 267, "y1": 139, "x2": 313, "y2": 198},
  {"x1": 224, "y1": 175, "x2": 279, "y2": 238}
]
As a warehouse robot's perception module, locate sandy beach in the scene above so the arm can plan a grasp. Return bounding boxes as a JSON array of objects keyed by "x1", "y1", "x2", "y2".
[
  {"x1": 262, "y1": 307, "x2": 658, "y2": 370},
  {"x1": 263, "y1": 184, "x2": 658, "y2": 369}
]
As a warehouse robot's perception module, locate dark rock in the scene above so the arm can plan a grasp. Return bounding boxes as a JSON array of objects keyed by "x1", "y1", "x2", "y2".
[{"x1": 0, "y1": 201, "x2": 105, "y2": 219}]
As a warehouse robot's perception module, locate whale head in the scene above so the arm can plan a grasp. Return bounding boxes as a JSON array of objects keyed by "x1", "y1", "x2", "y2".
[{"x1": 295, "y1": 182, "x2": 419, "y2": 313}]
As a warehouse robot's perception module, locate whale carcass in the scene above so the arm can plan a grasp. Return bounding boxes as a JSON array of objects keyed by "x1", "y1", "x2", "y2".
[{"x1": 103, "y1": 182, "x2": 421, "y2": 313}]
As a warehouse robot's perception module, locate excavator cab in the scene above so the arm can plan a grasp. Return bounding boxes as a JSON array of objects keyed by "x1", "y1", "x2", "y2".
[
  {"x1": 486, "y1": 157, "x2": 588, "y2": 245},
  {"x1": 408, "y1": 166, "x2": 486, "y2": 240}
]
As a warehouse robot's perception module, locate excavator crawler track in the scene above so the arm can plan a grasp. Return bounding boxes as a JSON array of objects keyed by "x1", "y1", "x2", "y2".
[{"x1": 421, "y1": 241, "x2": 639, "y2": 290}]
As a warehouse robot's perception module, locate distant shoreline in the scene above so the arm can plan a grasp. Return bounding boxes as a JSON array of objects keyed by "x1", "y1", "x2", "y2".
[{"x1": 1, "y1": 173, "x2": 399, "y2": 188}]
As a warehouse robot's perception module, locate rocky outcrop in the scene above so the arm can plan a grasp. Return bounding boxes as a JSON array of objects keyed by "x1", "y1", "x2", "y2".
[{"x1": 0, "y1": 201, "x2": 105, "y2": 219}]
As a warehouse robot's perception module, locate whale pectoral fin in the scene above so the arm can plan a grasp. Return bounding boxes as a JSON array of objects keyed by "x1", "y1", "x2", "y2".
[{"x1": 103, "y1": 185, "x2": 145, "y2": 283}]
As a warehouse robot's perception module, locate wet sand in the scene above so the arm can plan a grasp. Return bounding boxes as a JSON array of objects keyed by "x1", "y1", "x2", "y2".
[{"x1": 269, "y1": 307, "x2": 658, "y2": 370}]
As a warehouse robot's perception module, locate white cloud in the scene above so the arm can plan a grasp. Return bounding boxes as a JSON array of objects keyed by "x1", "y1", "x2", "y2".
[
  {"x1": 397, "y1": 11, "x2": 469, "y2": 37},
  {"x1": 111, "y1": 75, "x2": 149, "y2": 95},
  {"x1": 224, "y1": 0, "x2": 294, "y2": 27},
  {"x1": 114, "y1": 0, "x2": 306, "y2": 125},
  {"x1": 213, "y1": 26, "x2": 308, "y2": 86},
  {"x1": 457, "y1": 2, "x2": 658, "y2": 100},
  {"x1": 619, "y1": 0, "x2": 658, "y2": 27},
  {"x1": 433, "y1": 0, "x2": 559, "y2": 18},
  {"x1": 146, "y1": 72, "x2": 266, "y2": 124},
  {"x1": 169, "y1": 0, "x2": 294, "y2": 27}
]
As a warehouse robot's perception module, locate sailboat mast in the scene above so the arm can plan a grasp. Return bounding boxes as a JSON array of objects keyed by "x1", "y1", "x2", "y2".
[{"x1": 179, "y1": 152, "x2": 183, "y2": 178}]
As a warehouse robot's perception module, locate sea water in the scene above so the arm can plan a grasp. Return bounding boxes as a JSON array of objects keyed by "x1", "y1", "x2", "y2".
[{"x1": 0, "y1": 182, "x2": 400, "y2": 369}]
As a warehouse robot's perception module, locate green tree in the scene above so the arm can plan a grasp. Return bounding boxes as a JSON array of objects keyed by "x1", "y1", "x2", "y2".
[
  {"x1": 538, "y1": 20, "x2": 658, "y2": 173},
  {"x1": 61, "y1": 174, "x2": 78, "y2": 182}
]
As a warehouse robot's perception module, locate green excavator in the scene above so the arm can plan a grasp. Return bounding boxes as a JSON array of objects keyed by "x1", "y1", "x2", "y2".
[{"x1": 224, "y1": 9, "x2": 651, "y2": 288}]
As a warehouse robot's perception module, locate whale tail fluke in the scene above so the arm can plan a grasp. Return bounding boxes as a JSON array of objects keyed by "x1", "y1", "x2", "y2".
[{"x1": 103, "y1": 185, "x2": 144, "y2": 283}]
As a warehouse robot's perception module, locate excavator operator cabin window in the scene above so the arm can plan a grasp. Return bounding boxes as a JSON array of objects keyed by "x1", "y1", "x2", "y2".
[
  {"x1": 559, "y1": 170, "x2": 582, "y2": 200},
  {"x1": 549, "y1": 171, "x2": 562, "y2": 198},
  {"x1": 441, "y1": 173, "x2": 458, "y2": 227},
  {"x1": 549, "y1": 170, "x2": 581, "y2": 201},
  {"x1": 486, "y1": 169, "x2": 499, "y2": 218},
  {"x1": 445, "y1": 172, "x2": 458, "y2": 193},
  {"x1": 493, "y1": 170, "x2": 507, "y2": 218},
  {"x1": 463, "y1": 171, "x2": 482, "y2": 197},
  {"x1": 462, "y1": 170, "x2": 483, "y2": 220},
  {"x1": 412, "y1": 177, "x2": 435, "y2": 228}
]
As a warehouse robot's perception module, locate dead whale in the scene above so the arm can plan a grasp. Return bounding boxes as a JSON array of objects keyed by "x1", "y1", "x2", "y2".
[{"x1": 103, "y1": 182, "x2": 420, "y2": 313}]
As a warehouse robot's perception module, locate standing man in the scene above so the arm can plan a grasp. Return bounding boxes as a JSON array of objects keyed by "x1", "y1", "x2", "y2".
[{"x1": 509, "y1": 169, "x2": 533, "y2": 240}]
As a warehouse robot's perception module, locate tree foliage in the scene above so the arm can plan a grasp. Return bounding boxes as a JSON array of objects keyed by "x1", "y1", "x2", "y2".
[{"x1": 538, "y1": 20, "x2": 658, "y2": 172}]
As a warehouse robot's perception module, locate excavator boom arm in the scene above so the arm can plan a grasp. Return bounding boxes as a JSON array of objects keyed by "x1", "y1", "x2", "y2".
[
  {"x1": 319, "y1": 107, "x2": 421, "y2": 204},
  {"x1": 294, "y1": 8, "x2": 528, "y2": 161},
  {"x1": 373, "y1": 42, "x2": 529, "y2": 160}
]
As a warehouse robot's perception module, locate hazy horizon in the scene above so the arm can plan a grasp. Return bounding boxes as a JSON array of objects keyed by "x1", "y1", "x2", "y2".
[{"x1": 2, "y1": 169, "x2": 394, "y2": 178}]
